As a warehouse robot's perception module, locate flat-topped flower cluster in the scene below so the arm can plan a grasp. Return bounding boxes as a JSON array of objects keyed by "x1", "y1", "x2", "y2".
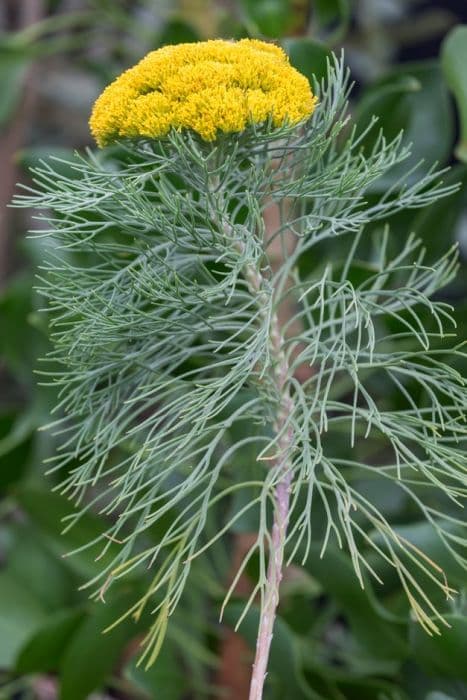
[{"x1": 90, "y1": 38, "x2": 317, "y2": 145}]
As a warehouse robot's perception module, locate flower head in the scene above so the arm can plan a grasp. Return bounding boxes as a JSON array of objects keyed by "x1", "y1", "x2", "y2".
[{"x1": 89, "y1": 39, "x2": 317, "y2": 146}]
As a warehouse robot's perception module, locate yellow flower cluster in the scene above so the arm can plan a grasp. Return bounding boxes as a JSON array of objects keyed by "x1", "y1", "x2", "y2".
[{"x1": 89, "y1": 39, "x2": 317, "y2": 145}]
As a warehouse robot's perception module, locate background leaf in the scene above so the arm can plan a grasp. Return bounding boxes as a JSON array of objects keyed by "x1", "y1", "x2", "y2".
[
  {"x1": 441, "y1": 25, "x2": 467, "y2": 162},
  {"x1": 301, "y1": 545, "x2": 407, "y2": 660},
  {"x1": 410, "y1": 615, "x2": 467, "y2": 683},
  {"x1": 0, "y1": 46, "x2": 31, "y2": 126},
  {"x1": 284, "y1": 38, "x2": 332, "y2": 84},
  {"x1": 356, "y1": 62, "x2": 454, "y2": 187},
  {"x1": 0, "y1": 572, "x2": 47, "y2": 668},
  {"x1": 124, "y1": 641, "x2": 186, "y2": 700},
  {"x1": 312, "y1": 0, "x2": 350, "y2": 44},
  {"x1": 15, "y1": 485, "x2": 122, "y2": 579},
  {"x1": 240, "y1": 0, "x2": 293, "y2": 38},
  {"x1": 59, "y1": 592, "x2": 142, "y2": 700},
  {"x1": 16, "y1": 608, "x2": 85, "y2": 674}
]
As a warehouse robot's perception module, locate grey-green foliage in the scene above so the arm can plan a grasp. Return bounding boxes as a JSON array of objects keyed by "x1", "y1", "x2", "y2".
[{"x1": 15, "y1": 58, "x2": 467, "y2": 663}]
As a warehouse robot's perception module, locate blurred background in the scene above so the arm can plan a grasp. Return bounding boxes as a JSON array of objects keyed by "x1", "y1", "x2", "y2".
[{"x1": 1, "y1": 1, "x2": 467, "y2": 699}]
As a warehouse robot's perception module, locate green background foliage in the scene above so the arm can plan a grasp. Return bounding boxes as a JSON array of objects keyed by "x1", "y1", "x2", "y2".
[{"x1": 0, "y1": 1, "x2": 466, "y2": 699}]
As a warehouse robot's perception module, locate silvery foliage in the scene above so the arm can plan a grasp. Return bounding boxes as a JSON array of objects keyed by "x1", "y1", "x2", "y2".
[{"x1": 15, "y1": 58, "x2": 467, "y2": 664}]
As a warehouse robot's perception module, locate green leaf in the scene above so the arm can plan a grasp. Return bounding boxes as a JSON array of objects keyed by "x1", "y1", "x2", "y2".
[
  {"x1": 312, "y1": 0, "x2": 350, "y2": 44},
  {"x1": 0, "y1": 47, "x2": 30, "y2": 126},
  {"x1": 0, "y1": 412, "x2": 33, "y2": 488},
  {"x1": 0, "y1": 273, "x2": 37, "y2": 383},
  {"x1": 155, "y1": 18, "x2": 200, "y2": 47},
  {"x1": 124, "y1": 640, "x2": 186, "y2": 700},
  {"x1": 316, "y1": 671, "x2": 410, "y2": 700},
  {"x1": 412, "y1": 164, "x2": 467, "y2": 259},
  {"x1": 302, "y1": 545, "x2": 407, "y2": 660},
  {"x1": 283, "y1": 38, "x2": 332, "y2": 84},
  {"x1": 6, "y1": 523, "x2": 76, "y2": 612},
  {"x1": 441, "y1": 26, "x2": 467, "y2": 162},
  {"x1": 15, "y1": 485, "x2": 121, "y2": 580},
  {"x1": 240, "y1": 0, "x2": 293, "y2": 38},
  {"x1": 16, "y1": 608, "x2": 84, "y2": 674},
  {"x1": 59, "y1": 593, "x2": 141, "y2": 700},
  {"x1": 356, "y1": 62, "x2": 454, "y2": 187},
  {"x1": 0, "y1": 572, "x2": 47, "y2": 668},
  {"x1": 410, "y1": 615, "x2": 467, "y2": 683},
  {"x1": 401, "y1": 661, "x2": 464, "y2": 700}
]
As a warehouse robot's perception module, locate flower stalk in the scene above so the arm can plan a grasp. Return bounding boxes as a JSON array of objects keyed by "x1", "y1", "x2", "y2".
[
  {"x1": 249, "y1": 314, "x2": 294, "y2": 699},
  {"x1": 240, "y1": 200, "x2": 297, "y2": 699}
]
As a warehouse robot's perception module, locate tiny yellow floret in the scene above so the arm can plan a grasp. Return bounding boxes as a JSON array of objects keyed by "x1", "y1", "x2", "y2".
[{"x1": 89, "y1": 39, "x2": 317, "y2": 146}]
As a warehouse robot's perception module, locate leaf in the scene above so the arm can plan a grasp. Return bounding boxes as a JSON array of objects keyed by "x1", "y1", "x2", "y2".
[
  {"x1": 356, "y1": 62, "x2": 454, "y2": 187},
  {"x1": 412, "y1": 163, "x2": 467, "y2": 260},
  {"x1": 16, "y1": 608, "x2": 84, "y2": 674},
  {"x1": 6, "y1": 522, "x2": 77, "y2": 612},
  {"x1": 15, "y1": 485, "x2": 121, "y2": 580},
  {"x1": 0, "y1": 388, "x2": 56, "y2": 490},
  {"x1": 312, "y1": 0, "x2": 350, "y2": 44},
  {"x1": 0, "y1": 572, "x2": 47, "y2": 668},
  {"x1": 401, "y1": 661, "x2": 464, "y2": 700},
  {"x1": 0, "y1": 412, "x2": 33, "y2": 488},
  {"x1": 59, "y1": 592, "x2": 141, "y2": 700},
  {"x1": 410, "y1": 615, "x2": 467, "y2": 683},
  {"x1": 283, "y1": 38, "x2": 333, "y2": 84},
  {"x1": 155, "y1": 18, "x2": 200, "y2": 47},
  {"x1": 441, "y1": 25, "x2": 467, "y2": 162},
  {"x1": 0, "y1": 273, "x2": 37, "y2": 383},
  {"x1": 313, "y1": 670, "x2": 410, "y2": 700},
  {"x1": 0, "y1": 46, "x2": 30, "y2": 126},
  {"x1": 301, "y1": 545, "x2": 407, "y2": 660},
  {"x1": 124, "y1": 640, "x2": 186, "y2": 700},
  {"x1": 240, "y1": 0, "x2": 293, "y2": 38}
]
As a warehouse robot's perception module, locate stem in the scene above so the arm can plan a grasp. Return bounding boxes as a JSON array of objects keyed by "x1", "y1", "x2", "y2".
[
  {"x1": 242, "y1": 251, "x2": 294, "y2": 700},
  {"x1": 248, "y1": 307, "x2": 294, "y2": 700},
  {"x1": 210, "y1": 171, "x2": 296, "y2": 699}
]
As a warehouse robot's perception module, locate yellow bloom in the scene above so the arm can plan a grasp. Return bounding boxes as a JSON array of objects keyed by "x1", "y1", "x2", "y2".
[{"x1": 89, "y1": 39, "x2": 317, "y2": 146}]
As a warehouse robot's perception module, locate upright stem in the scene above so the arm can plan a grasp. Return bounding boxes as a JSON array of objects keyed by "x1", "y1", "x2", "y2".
[
  {"x1": 248, "y1": 307, "x2": 294, "y2": 700},
  {"x1": 242, "y1": 236, "x2": 295, "y2": 700},
  {"x1": 211, "y1": 171, "x2": 297, "y2": 699}
]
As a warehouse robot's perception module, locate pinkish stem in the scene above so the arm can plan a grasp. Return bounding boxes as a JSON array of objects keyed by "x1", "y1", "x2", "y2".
[
  {"x1": 248, "y1": 308, "x2": 294, "y2": 700},
  {"x1": 215, "y1": 181, "x2": 297, "y2": 699}
]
